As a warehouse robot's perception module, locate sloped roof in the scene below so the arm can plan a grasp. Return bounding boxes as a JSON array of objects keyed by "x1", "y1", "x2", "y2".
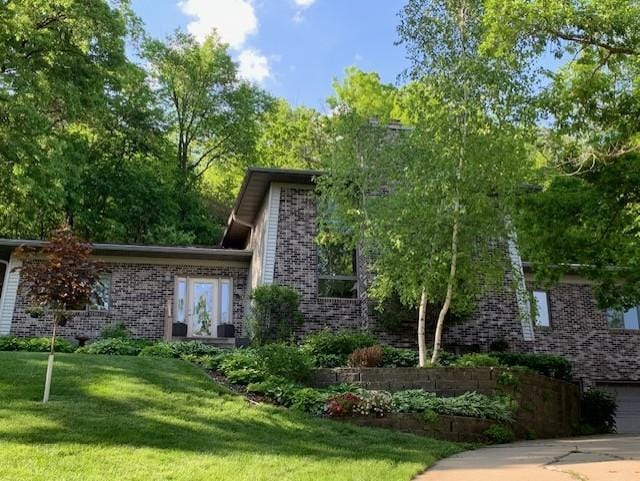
[{"x1": 221, "y1": 166, "x2": 321, "y2": 248}]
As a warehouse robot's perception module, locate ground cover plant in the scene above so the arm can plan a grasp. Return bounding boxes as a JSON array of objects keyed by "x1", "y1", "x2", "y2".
[{"x1": 0, "y1": 352, "x2": 465, "y2": 481}]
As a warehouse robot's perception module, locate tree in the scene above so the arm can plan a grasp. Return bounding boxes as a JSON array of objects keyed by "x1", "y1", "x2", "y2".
[
  {"x1": 144, "y1": 31, "x2": 272, "y2": 178},
  {"x1": 483, "y1": 0, "x2": 640, "y2": 307},
  {"x1": 319, "y1": 0, "x2": 533, "y2": 365},
  {"x1": 15, "y1": 226, "x2": 101, "y2": 402}
]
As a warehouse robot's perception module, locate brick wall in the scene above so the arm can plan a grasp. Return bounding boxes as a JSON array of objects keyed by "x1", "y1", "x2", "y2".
[
  {"x1": 273, "y1": 188, "x2": 364, "y2": 336},
  {"x1": 10, "y1": 260, "x2": 249, "y2": 341},
  {"x1": 532, "y1": 281, "x2": 640, "y2": 388}
]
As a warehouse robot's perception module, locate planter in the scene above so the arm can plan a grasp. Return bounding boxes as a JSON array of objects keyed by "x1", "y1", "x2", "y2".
[
  {"x1": 172, "y1": 322, "x2": 188, "y2": 337},
  {"x1": 217, "y1": 323, "x2": 235, "y2": 338}
]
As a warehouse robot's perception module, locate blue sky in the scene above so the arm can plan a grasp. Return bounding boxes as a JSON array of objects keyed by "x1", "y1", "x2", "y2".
[{"x1": 132, "y1": 0, "x2": 409, "y2": 112}]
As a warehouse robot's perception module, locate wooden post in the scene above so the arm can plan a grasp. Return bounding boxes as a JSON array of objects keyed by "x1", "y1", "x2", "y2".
[{"x1": 164, "y1": 298, "x2": 173, "y2": 342}]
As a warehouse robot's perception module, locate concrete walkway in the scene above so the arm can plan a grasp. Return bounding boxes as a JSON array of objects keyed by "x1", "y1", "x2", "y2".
[{"x1": 417, "y1": 435, "x2": 640, "y2": 481}]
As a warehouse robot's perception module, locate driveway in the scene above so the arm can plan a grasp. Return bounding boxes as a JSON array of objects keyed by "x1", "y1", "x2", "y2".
[{"x1": 417, "y1": 435, "x2": 640, "y2": 481}]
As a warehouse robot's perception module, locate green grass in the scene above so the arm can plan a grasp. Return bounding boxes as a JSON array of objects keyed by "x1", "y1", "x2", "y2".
[{"x1": 0, "y1": 352, "x2": 465, "y2": 481}]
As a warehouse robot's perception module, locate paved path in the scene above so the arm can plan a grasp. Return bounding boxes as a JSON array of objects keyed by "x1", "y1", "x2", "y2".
[{"x1": 417, "y1": 435, "x2": 640, "y2": 481}]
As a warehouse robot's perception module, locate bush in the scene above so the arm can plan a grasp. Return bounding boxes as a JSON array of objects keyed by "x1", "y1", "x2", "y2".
[
  {"x1": 302, "y1": 330, "x2": 377, "y2": 367},
  {"x1": 484, "y1": 424, "x2": 516, "y2": 444},
  {"x1": 100, "y1": 321, "x2": 129, "y2": 339},
  {"x1": 139, "y1": 343, "x2": 174, "y2": 358},
  {"x1": 246, "y1": 376, "x2": 299, "y2": 406},
  {"x1": 353, "y1": 390, "x2": 393, "y2": 417},
  {"x1": 491, "y1": 352, "x2": 572, "y2": 381},
  {"x1": 248, "y1": 285, "x2": 304, "y2": 344},
  {"x1": 454, "y1": 353, "x2": 502, "y2": 367},
  {"x1": 291, "y1": 388, "x2": 329, "y2": 415},
  {"x1": 256, "y1": 343, "x2": 313, "y2": 383},
  {"x1": 170, "y1": 341, "x2": 222, "y2": 357},
  {"x1": 348, "y1": 345, "x2": 383, "y2": 368},
  {"x1": 0, "y1": 336, "x2": 74, "y2": 353},
  {"x1": 392, "y1": 390, "x2": 514, "y2": 422},
  {"x1": 580, "y1": 389, "x2": 617, "y2": 433},
  {"x1": 381, "y1": 346, "x2": 418, "y2": 367},
  {"x1": 0, "y1": 336, "x2": 21, "y2": 351},
  {"x1": 76, "y1": 338, "x2": 149, "y2": 356},
  {"x1": 217, "y1": 345, "x2": 312, "y2": 384},
  {"x1": 425, "y1": 348, "x2": 459, "y2": 366},
  {"x1": 325, "y1": 392, "x2": 361, "y2": 417}
]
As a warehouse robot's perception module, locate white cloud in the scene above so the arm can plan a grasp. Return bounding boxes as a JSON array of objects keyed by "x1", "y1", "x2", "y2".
[
  {"x1": 294, "y1": 0, "x2": 316, "y2": 7},
  {"x1": 238, "y1": 49, "x2": 271, "y2": 83},
  {"x1": 179, "y1": 0, "x2": 257, "y2": 49}
]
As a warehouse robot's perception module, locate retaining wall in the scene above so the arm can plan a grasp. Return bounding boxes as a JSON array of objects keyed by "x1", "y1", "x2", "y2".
[{"x1": 310, "y1": 367, "x2": 580, "y2": 439}]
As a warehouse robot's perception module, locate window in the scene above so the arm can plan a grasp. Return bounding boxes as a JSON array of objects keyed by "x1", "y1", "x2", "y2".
[
  {"x1": 317, "y1": 242, "x2": 357, "y2": 299},
  {"x1": 606, "y1": 307, "x2": 640, "y2": 330},
  {"x1": 532, "y1": 290, "x2": 550, "y2": 327},
  {"x1": 89, "y1": 273, "x2": 111, "y2": 311}
]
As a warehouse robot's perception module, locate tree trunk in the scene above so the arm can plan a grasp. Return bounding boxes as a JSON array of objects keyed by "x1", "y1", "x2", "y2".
[
  {"x1": 43, "y1": 315, "x2": 58, "y2": 403},
  {"x1": 418, "y1": 288, "x2": 428, "y2": 367},
  {"x1": 431, "y1": 218, "x2": 460, "y2": 365}
]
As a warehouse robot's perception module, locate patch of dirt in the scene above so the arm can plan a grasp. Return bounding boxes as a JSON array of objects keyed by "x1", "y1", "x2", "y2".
[{"x1": 206, "y1": 370, "x2": 265, "y2": 405}]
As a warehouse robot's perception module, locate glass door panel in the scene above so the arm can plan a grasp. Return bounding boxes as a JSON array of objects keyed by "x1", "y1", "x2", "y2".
[{"x1": 188, "y1": 279, "x2": 217, "y2": 337}]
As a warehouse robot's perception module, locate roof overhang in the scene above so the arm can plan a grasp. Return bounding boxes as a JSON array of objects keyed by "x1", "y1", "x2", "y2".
[
  {"x1": 0, "y1": 239, "x2": 252, "y2": 263},
  {"x1": 221, "y1": 166, "x2": 322, "y2": 248}
]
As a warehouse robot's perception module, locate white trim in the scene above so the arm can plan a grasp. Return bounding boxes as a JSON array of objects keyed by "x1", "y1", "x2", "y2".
[
  {"x1": 261, "y1": 184, "x2": 281, "y2": 285},
  {"x1": 507, "y1": 224, "x2": 535, "y2": 342},
  {"x1": 93, "y1": 256, "x2": 249, "y2": 267},
  {"x1": 0, "y1": 255, "x2": 21, "y2": 335}
]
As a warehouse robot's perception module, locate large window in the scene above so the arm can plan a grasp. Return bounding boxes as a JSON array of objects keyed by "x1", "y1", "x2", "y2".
[
  {"x1": 532, "y1": 290, "x2": 550, "y2": 327},
  {"x1": 606, "y1": 307, "x2": 640, "y2": 330},
  {"x1": 88, "y1": 273, "x2": 111, "y2": 311},
  {"x1": 317, "y1": 242, "x2": 357, "y2": 299}
]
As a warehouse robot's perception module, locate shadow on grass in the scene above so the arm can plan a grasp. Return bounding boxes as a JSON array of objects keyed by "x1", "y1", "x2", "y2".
[{"x1": 0, "y1": 352, "x2": 462, "y2": 466}]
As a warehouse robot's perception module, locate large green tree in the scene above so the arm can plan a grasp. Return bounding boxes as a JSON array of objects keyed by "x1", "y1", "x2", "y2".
[
  {"x1": 319, "y1": 0, "x2": 533, "y2": 365},
  {"x1": 144, "y1": 32, "x2": 272, "y2": 178},
  {"x1": 484, "y1": 0, "x2": 640, "y2": 308}
]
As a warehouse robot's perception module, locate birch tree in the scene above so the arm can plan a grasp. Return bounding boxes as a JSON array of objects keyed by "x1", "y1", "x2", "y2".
[{"x1": 319, "y1": 0, "x2": 533, "y2": 365}]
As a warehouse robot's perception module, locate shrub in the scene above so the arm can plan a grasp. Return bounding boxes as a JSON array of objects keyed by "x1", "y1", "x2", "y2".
[
  {"x1": 139, "y1": 343, "x2": 174, "y2": 358},
  {"x1": 0, "y1": 336, "x2": 75, "y2": 353},
  {"x1": 219, "y1": 350, "x2": 262, "y2": 377},
  {"x1": 310, "y1": 353, "x2": 347, "y2": 368},
  {"x1": 302, "y1": 330, "x2": 377, "y2": 367},
  {"x1": 76, "y1": 338, "x2": 149, "y2": 356},
  {"x1": 348, "y1": 345, "x2": 383, "y2": 368},
  {"x1": 454, "y1": 353, "x2": 502, "y2": 367},
  {"x1": 291, "y1": 388, "x2": 329, "y2": 415},
  {"x1": 491, "y1": 352, "x2": 572, "y2": 381},
  {"x1": 391, "y1": 390, "x2": 514, "y2": 422},
  {"x1": 246, "y1": 376, "x2": 299, "y2": 406},
  {"x1": 100, "y1": 321, "x2": 129, "y2": 339},
  {"x1": 424, "y1": 348, "x2": 459, "y2": 366},
  {"x1": 0, "y1": 336, "x2": 20, "y2": 351},
  {"x1": 484, "y1": 424, "x2": 516, "y2": 444},
  {"x1": 256, "y1": 343, "x2": 313, "y2": 382},
  {"x1": 353, "y1": 390, "x2": 393, "y2": 417},
  {"x1": 381, "y1": 346, "x2": 418, "y2": 367},
  {"x1": 170, "y1": 341, "x2": 222, "y2": 357},
  {"x1": 325, "y1": 392, "x2": 361, "y2": 417},
  {"x1": 247, "y1": 285, "x2": 304, "y2": 344},
  {"x1": 580, "y1": 389, "x2": 617, "y2": 433}
]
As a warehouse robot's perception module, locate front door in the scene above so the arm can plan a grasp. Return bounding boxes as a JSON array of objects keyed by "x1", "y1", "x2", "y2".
[{"x1": 187, "y1": 279, "x2": 218, "y2": 337}]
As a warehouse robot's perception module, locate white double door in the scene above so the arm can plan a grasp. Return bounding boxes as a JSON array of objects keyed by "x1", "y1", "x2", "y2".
[{"x1": 176, "y1": 278, "x2": 231, "y2": 338}]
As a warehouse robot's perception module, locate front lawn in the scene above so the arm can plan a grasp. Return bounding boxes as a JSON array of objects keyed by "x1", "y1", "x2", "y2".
[{"x1": 0, "y1": 352, "x2": 465, "y2": 481}]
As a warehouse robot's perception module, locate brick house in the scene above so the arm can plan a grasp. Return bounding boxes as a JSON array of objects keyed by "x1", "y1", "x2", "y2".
[{"x1": 1, "y1": 167, "x2": 639, "y2": 422}]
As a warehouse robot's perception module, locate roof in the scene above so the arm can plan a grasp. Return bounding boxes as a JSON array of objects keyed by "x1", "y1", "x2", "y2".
[
  {"x1": 0, "y1": 239, "x2": 252, "y2": 262},
  {"x1": 221, "y1": 166, "x2": 322, "y2": 248}
]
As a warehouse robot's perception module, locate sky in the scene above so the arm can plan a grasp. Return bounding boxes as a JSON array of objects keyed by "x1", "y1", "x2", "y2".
[{"x1": 131, "y1": 0, "x2": 410, "y2": 113}]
